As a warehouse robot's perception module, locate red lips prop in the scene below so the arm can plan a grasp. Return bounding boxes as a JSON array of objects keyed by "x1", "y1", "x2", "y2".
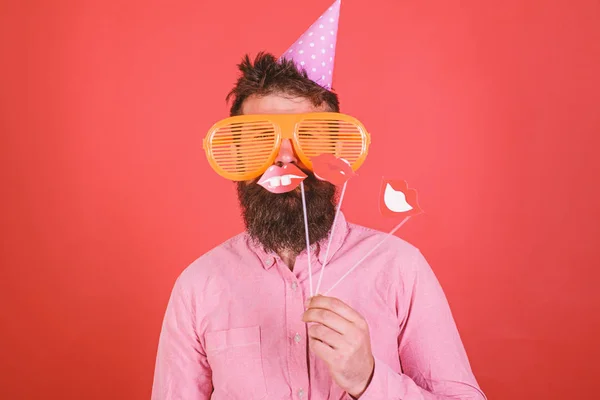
[
  {"x1": 379, "y1": 179, "x2": 423, "y2": 217},
  {"x1": 311, "y1": 154, "x2": 356, "y2": 186}
]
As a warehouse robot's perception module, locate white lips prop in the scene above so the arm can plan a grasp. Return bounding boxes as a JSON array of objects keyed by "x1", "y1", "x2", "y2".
[
  {"x1": 383, "y1": 183, "x2": 413, "y2": 213},
  {"x1": 260, "y1": 174, "x2": 304, "y2": 188},
  {"x1": 257, "y1": 164, "x2": 307, "y2": 194}
]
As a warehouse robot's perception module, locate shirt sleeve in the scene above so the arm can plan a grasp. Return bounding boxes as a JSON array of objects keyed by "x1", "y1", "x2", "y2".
[
  {"x1": 347, "y1": 250, "x2": 487, "y2": 400},
  {"x1": 151, "y1": 276, "x2": 213, "y2": 399}
]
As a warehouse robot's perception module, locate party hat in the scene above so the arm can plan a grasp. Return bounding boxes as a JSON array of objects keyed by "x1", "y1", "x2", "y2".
[{"x1": 280, "y1": 0, "x2": 341, "y2": 89}]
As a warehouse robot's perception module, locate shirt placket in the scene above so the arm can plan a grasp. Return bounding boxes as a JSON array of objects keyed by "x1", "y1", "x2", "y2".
[{"x1": 285, "y1": 266, "x2": 310, "y2": 399}]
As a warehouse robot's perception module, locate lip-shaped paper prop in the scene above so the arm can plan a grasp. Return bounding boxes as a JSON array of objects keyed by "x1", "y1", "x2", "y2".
[
  {"x1": 379, "y1": 179, "x2": 423, "y2": 217},
  {"x1": 311, "y1": 154, "x2": 356, "y2": 186},
  {"x1": 258, "y1": 164, "x2": 307, "y2": 194}
]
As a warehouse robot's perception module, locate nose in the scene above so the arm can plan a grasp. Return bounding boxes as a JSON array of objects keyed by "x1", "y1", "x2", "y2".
[{"x1": 274, "y1": 139, "x2": 297, "y2": 165}]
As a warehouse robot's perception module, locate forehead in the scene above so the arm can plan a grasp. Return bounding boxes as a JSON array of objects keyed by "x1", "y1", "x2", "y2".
[{"x1": 241, "y1": 93, "x2": 329, "y2": 115}]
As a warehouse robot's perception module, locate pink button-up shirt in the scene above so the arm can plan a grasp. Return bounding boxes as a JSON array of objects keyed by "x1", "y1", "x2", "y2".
[{"x1": 152, "y1": 213, "x2": 486, "y2": 399}]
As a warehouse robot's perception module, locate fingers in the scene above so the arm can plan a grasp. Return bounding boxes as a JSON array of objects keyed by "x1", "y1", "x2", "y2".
[
  {"x1": 308, "y1": 336, "x2": 336, "y2": 364},
  {"x1": 305, "y1": 295, "x2": 364, "y2": 325},
  {"x1": 302, "y1": 306, "x2": 353, "y2": 335},
  {"x1": 307, "y1": 322, "x2": 345, "y2": 349}
]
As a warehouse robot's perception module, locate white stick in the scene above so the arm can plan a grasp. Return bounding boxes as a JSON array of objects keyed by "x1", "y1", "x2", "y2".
[
  {"x1": 300, "y1": 181, "x2": 313, "y2": 297},
  {"x1": 323, "y1": 216, "x2": 411, "y2": 296},
  {"x1": 314, "y1": 181, "x2": 347, "y2": 296}
]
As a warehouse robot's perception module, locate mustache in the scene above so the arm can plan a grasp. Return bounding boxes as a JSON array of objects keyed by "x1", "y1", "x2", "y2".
[{"x1": 256, "y1": 162, "x2": 314, "y2": 179}]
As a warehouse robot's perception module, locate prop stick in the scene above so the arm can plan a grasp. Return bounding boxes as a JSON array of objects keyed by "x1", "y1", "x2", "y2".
[
  {"x1": 323, "y1": 179, "x2": 423, "y2": 295},
  {"x1": 314, "y1": 180, "x2": 347, "y2": 295},
  {"x1": 300, "y1": 181, "x2": 314, "y2": 297},
  {"x1": 323, "y1": 216, "x2": 410, "y2": 295},
  {"x1": 310, "y1": 154, "x2": 356, "y2": 296}
]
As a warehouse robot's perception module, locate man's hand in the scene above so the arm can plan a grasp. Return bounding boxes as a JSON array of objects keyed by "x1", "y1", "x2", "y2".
[{"x1": 302, "y1": 295, "x2": 375, "y2": 398}]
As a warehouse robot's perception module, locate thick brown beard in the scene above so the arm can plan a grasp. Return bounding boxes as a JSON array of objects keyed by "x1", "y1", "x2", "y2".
[{"x1": 236, "y1": 171, "x2": 337, "y2": 255}]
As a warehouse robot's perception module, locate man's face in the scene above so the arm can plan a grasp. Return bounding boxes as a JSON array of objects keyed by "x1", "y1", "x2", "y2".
[{"x1": 236, "y1": 93, "x2": 337, "y2": 254}]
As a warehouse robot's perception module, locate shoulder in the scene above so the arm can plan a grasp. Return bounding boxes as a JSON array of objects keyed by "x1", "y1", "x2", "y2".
[
  {"x1": 345, "y1": 220, "x2": 423, "y2": 265},
  {"x1": 343, "y1": 220, "x2": 436, "y2": 293},
  {"x1": 345, "y1": 220, "x2": 441, "y2": 306},
  {"x1": 173, "y1": 232, "x2": 253, "y2": 292}
]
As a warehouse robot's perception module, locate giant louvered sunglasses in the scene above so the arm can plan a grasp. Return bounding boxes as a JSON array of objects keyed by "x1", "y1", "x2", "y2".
[{"x1": 202, "y1": 112, "x2": 371, "y2": 181}]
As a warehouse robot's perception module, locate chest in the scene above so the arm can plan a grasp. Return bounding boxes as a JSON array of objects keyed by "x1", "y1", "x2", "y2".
[{"x1": 200, "y1": 262, "x2": 402, "y2": 399}]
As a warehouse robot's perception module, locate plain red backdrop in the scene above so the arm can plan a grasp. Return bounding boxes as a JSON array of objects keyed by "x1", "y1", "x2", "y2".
[{"x1": 1, "y1": 0, "x2": 599, "y2": 398}]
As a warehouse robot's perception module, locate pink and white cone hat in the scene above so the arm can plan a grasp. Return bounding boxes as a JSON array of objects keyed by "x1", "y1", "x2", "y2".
[{"x1": 280, "y1": 0, "x2": 341, "y2": 89}]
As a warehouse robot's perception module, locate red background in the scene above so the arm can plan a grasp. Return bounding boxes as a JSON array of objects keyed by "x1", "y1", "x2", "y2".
[{"x1": 1, "y1": 0, "x2": 599, "y2": 399}]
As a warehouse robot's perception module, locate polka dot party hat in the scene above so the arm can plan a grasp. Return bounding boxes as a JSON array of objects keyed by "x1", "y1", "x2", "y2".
[{"x1": 280, "y1": 0, "x2": 341, "y2": 90}]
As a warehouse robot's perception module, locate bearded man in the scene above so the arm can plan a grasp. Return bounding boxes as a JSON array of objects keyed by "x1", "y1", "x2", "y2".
[{"x1": 151, "y1": 50, "x2": 486, "y2": 400}]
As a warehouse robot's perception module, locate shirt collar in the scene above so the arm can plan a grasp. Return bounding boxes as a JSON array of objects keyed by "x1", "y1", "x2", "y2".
[{"x1": 247, "y1": 212, "x2": 349, "y2": 270}]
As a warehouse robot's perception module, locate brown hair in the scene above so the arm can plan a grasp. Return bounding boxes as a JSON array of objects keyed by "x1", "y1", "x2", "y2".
[{"x1": 225, "y1": 52, "x2": 340, "y2": 116}]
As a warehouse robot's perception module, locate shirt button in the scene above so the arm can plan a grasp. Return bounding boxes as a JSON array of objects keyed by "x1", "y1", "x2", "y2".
[
  {"x1": 265, "y1": 258, "x2": 274, "y2": 266},
  {"x1": 294, "y1": 333, "x2": 302, "y2": 343},
  {"x1": 310, "y1": 244, "x2": 317, "y2": 252},
  {"x1": 298, "y1": 388, "x2": 305, "y2": 398},
  {"x1": 291, "y1": 282, "x2": 298, "y2": 291}
]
